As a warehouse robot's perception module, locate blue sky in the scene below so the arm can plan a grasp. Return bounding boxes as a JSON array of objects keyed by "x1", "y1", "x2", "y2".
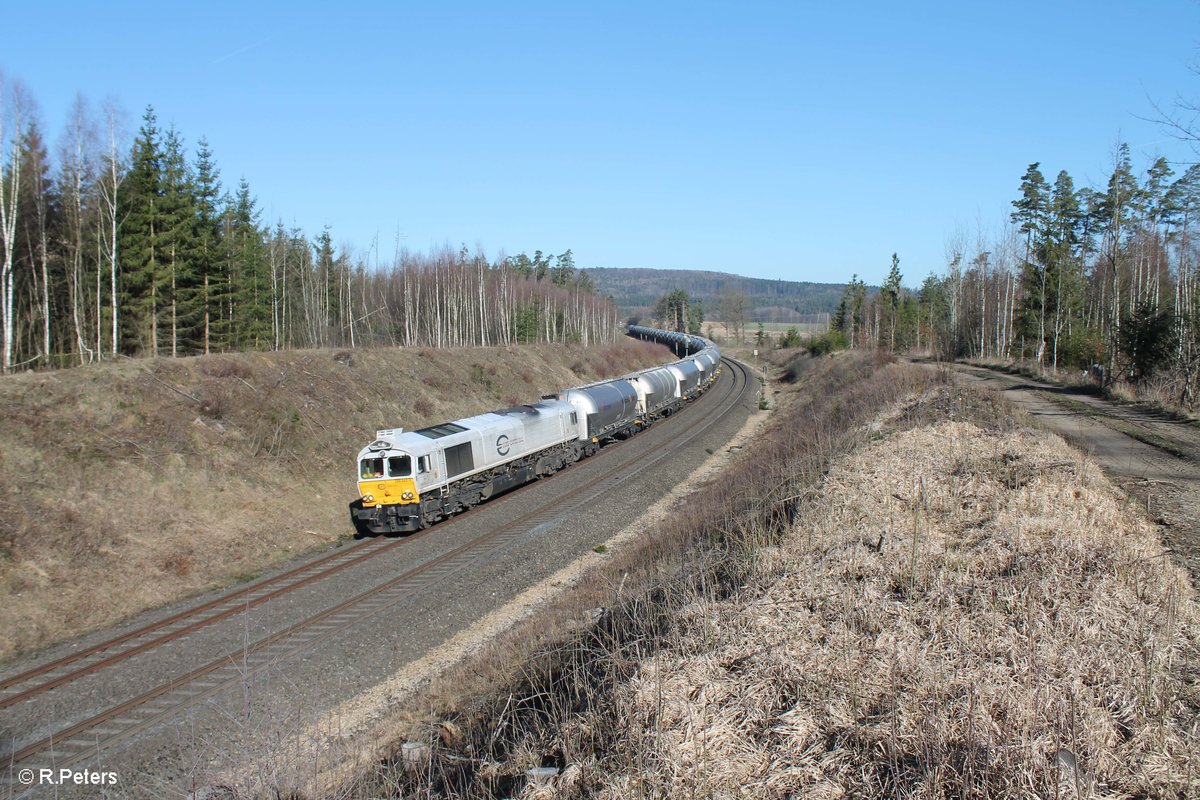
[{"x1": 5, "y1": 1, "x2": 1198, "y2": 286}]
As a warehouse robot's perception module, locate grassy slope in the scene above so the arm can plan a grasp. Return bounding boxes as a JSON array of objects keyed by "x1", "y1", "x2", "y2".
[
  {"x1": 592, "y1": 414, "x2": 1199, "y2": 798},
  {"x1": 0, "y1": 339, "x2": 672, "y2": 661},
  {"x1": 360, "y1": 352, "x2": 1199, "y2": 800}
]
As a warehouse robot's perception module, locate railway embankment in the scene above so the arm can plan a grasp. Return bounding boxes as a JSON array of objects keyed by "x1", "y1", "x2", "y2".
[
  {"x1": 345, "y1": 351, "x2": 1199, "y2": 799},
  {"x1": 0, "y1": 340, "x2": 671, "y2": 661}
]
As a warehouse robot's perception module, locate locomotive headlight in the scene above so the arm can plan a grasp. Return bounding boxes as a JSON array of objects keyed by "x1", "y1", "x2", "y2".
[
  {"x1": 363, "y1": 494, "x2": 375, "y2": 503},
  {"x1": 401, "y1": 491, "x2": 415, "y2": 501}
]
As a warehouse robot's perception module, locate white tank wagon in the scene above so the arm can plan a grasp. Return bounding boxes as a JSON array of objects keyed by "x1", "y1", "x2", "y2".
[
  {"x1": 627, "y1": 325, "x2": 707, "y2": 357},
  {"x1": 547, "y1": 378, "x2": 641, "y2": 448},
  {"x1": 349, "y1": 325, "x2": 723, "y2": 536},
  {"x1": 627, "y1": 325, "x2": 722, "y2": 395},
  {"x1": 667, "y1": 359, "x2": 703, "y2": 398},
  {"x1": 629, "y1": 366, "x2": 681, "y2": 418}
]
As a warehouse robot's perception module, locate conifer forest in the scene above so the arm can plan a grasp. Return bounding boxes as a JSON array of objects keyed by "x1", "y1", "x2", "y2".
[
  {"x1": 829, "y1": 146, "x2": 1200, "y2": 408},
  {"x1": 0, "y1": 85, "x2": 618, "y2": 374}
]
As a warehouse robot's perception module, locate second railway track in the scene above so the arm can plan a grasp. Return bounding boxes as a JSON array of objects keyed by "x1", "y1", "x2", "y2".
[{"x1": 3, "y1": 357, "x2": 752, "y2": 782}]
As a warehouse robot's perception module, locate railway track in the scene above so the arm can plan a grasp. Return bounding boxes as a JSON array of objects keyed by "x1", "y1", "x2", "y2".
[
  {"x1": 3, "y1": 358, "x2": 751, "y2": 782},
  {"x1": 0, "y1": 536, "x2": 399, "y2": 709}
]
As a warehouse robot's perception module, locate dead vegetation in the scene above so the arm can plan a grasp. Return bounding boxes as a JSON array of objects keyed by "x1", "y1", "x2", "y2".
[
  {"x1": 344, "y1": 354, "x2": 1199, "y2": 800},
  {"x1": 0, "y1": 339, "x2": 670, "y2": 661},
  {"x1": 584, "y1": 419, "x2": 1199, "y2": 798}
]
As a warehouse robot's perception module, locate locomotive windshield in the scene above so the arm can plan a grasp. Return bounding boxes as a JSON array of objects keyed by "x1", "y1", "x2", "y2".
[{"x1": 360, "y1": 454, "x2": 412, "y2": 479}]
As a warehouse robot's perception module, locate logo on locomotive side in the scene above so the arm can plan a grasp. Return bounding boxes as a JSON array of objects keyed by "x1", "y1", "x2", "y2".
[{"x1": 496, "y1": 434, "x2": 511, "y2": 456}]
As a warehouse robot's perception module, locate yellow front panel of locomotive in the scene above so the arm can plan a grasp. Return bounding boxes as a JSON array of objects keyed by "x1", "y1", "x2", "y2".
[{"x1": 358, "y1": 478, "x2": 419, "y2": 508}]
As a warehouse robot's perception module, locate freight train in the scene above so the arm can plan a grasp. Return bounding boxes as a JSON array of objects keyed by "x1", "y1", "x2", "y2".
[{"x1": 349, "y1": 326, "x2": 720, "y2": 535}]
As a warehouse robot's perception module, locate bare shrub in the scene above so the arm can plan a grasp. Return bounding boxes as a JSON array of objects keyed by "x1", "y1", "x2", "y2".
[
  {"x1": 160, "y1": 550, "x2": 194, "y2": 578},
  {"x1": 413, "y1": 397, "x2": 435, "y2": 418},
  {"x1": 198, "y1": 389, "x2": 228, "y2": 419},
  {"x1": 204, "y1": 357, "x2": 254, "y2": 379}
]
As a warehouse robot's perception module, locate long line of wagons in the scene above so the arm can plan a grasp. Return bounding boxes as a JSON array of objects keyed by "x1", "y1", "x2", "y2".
[{"x1": 349, "y1": 326, "x2": 721, "y2": 536}]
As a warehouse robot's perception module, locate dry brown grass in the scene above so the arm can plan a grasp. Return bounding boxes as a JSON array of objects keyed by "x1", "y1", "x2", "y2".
[
  {"x1": 0, "y1": 339, "x2": 670, "y2": 661},
  {"x1": 586, "y1": 419, "x2": 1200, "y2": 798},
  {"x1": 352, "y1": 358, "x2": 1199, "y2": 800}
]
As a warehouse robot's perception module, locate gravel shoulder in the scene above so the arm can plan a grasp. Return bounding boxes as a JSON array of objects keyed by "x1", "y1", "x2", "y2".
[{"x1": 946, "y1": 362, "x2": 1200, "y2": 584}]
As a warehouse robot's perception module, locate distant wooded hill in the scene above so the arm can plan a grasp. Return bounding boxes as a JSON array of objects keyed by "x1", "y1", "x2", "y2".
[{"x1": 585, "y1": 267, "x2": 862, "y2": 323}]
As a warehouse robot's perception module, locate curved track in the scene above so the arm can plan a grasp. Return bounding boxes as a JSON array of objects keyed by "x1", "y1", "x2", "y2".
[{"x1": 4, "y1": 357, "x2": 752, "y2": 776}]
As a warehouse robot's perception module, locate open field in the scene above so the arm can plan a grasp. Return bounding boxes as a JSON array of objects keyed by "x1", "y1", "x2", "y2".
[
  {"x1": 701, "y1": 320, "x2": 828, "y2": 346},
  {"x1": 0, "y1": 340, "x2": 671, "y2": 661}
]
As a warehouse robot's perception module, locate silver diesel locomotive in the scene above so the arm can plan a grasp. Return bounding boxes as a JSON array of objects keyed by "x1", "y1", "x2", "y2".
[{"x1": 349, "y1": 326, "x2": 720, "y2": 535}]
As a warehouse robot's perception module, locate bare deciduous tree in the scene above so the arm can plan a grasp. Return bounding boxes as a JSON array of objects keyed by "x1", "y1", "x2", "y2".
[{"x1": 0, "y1": 72, "x2": 28, "y2": 373}]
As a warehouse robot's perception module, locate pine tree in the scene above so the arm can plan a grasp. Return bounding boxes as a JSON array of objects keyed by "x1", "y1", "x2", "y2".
[
  {"x1": 883, "y1": 253, "x2": 902, "y2": 349},
  {"x1": 159, "y1": 127, "x2": 199, "y2": 355},
  {"x1": 224, "y1": 178, "x2": 269, "y2": 349},
  {"x1": 550, "y1": 249, "x2": 575, "y2": 286},
  {"x1": 1011, "y1": 163, "x2": 1051, "y2": 363},
  {"x1": 832, "y1": 275, "x2": 868, "y2": 347},
  {"x1": 192, "y1": 137, "x2": 222, "y2": 354},
  {"x1": 1120, "y1": 299, "x2": 1176, "y2": 384},
  {"x1": 1042, "y1": 170, "x2": 1084, "y2": 369},
  {"x1": 653, "y1": 289, "x2": 693, "y2": 333},
  {"x1": 312, "y1": 227, "x2": 336, "y2": 347},
  {"x1": 1098, "y1": 144, "x2": 1139, "y2": 375},
  {"x1": 686, "y1": 297, "x2": 704, "y2": 335},
  {"x1": 120, "y1": 106, "x2": 164, "y2": 355},
  {"x1": 918, "y1": 274, "x2": 949, "y2": 356}
]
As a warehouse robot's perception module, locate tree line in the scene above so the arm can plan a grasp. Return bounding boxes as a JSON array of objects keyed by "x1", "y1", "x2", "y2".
[
  {"x1": 828, "y1": 253, "x2": 919, "y2": 352},
  {"x1": 0, "y1": 78, "x2": 619, "y2": 373},
  {"x1": 824, "y1": 146, "x2": 1200, "y2": 407}
]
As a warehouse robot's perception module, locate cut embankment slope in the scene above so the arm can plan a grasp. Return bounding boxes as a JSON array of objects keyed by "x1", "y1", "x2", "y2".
[
  {"x1": 585, "y1": 404, "x2": 1200, "y2": 798},
  {"x1": 0, "y1": 340, "x2": 670, "y2": 660}
]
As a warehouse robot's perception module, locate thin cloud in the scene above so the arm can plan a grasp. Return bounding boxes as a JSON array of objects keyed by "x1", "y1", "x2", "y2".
[{"x1": 211, "y1": 35, "x2": 274, "y2": 65}]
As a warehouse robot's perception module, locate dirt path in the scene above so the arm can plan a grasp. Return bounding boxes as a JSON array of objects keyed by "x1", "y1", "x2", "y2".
[{"x1": 946, "y1": 363, "x2": 1200, "y2": 584}]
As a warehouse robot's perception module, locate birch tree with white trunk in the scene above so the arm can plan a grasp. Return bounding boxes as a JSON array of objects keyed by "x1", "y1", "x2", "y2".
[{"x1": 0, "y1": 73, "x2": 27, "y2": 373}]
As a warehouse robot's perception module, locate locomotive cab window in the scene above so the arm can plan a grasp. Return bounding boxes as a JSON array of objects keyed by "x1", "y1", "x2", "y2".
[
  {"x1": 418, "y1": 455, "x2": 431, "y2": 474},
  {"x1": 360, "y1": 458, "x2": 385, "y2": 479},
  {"x1": 387, "y1": 455, "x2": 412, "y2": 477}
]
